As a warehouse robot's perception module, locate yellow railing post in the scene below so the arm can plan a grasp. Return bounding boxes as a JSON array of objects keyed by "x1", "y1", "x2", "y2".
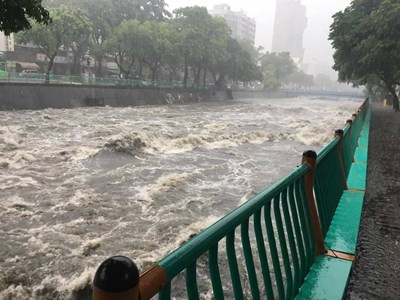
[{"x1": 301, "y1": 150, "x2": 325, "y2": 255}]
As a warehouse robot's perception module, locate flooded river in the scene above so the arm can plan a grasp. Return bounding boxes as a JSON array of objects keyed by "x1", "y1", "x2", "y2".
[{"x1": 0, "y1": 97, "x2": 361, "y2": 299}]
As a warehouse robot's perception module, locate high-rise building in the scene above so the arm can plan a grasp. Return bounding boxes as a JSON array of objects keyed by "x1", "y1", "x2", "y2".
[
  {"x1": 210, "y1": 4, "x2": 256, "y2": 45},
  {"x1": 272, "y1": 0, "x2": 307, "y2": 64},
  {"x1": 0, "y1": 32, "x2": 15, "y2": 52}
]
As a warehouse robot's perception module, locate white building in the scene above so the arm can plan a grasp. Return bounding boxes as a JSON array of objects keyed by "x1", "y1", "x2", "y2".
[
  {"x1": 0, "y1": 32, "x2": 14, "y2": 52},
  {"x1": 210, "y1": 4, "x2": 256, "y2": 45}
]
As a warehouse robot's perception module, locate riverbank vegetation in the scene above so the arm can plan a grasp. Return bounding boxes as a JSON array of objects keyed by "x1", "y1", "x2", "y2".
[
  {"x1": 330, "y1": 0, "x2": 400, "y2": 111},
  {"x1": 8, "y1": 0, "x2": 318, "y2": 90}
]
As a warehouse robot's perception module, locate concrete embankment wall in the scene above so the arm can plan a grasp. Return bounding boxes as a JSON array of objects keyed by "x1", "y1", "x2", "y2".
[
  {"x1": 0, "y1": 83, "x2": 228, "y2": 110},
  {"x1": 0, "y1": 83, "x2": 289, "y2": 110}
]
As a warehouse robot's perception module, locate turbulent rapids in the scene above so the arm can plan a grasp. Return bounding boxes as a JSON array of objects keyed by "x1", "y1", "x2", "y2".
[{"x1": 0, "y1": 97, "x2": 361, "y2": 299}]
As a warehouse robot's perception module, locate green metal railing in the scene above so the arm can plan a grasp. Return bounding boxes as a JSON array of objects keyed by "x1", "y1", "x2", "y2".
[
  {"x1": 0, "y1": 73, "x2": 216, "y2": 90},
  {"x1": 92, "y1": 99, "x2": 370, "y2": 300},
  {"x1": 314, "y1": 137, "x2": 345, "y2": 237},
  {"x1": 157, "y1": 165, "x2": 314, "y2": 299}
]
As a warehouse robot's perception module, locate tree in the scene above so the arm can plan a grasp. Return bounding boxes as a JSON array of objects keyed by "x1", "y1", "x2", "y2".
[
  {"x1": 173, "y1": 6, "x2": 213, "y2": 87},
  {"x1": 110, "y1": 0, "x2": 171, "y2": 24},
  {"x1": 329, "y1": 0, "x2": 400, "y2": 111},
  {"x1": 260, "y1": 52, "x2": 296, "y2": 89},
  {"x1": 70, "y1": 0, "x2": 171, "y2": 76},
  {"x1": 106, "y1": 20, "x2": 141, "y2": 79},
  {"x1": 314, "y1": 74, "x2": 334, "y2": 89},
  {"x1": 75, "y1": 0, "x2": 113, "y2": 76},
  {"x1": 283, "y1": 70, "x2": 314, "y2": 88},
  {"x1": 17, "y1": 6, "x2": 91, "y2": 83},
  {"x1": 163, "y1": 19, "x2": 184, "y2": 82},
  {"x1": 141, "y1": 21, "x2": 173, "y2": 81},
  {"x1": 0, "y1": 0, "x2": 51, "y2": 35},
  {"x1": 173, "y1": 6, "x2": 244, "y2": 88}
]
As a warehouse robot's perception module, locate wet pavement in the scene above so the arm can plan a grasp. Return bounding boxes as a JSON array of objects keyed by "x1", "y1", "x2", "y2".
[{"x1": 346, "y1": 102, "x2": 400, "y2": 299}]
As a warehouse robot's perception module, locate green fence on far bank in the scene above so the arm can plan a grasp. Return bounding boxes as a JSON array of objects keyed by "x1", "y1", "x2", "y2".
[
  {"x1": 92, "y1": 99, "x2": 370, "y2": 300},
  {"x1": 0, "y1": 73, "x2": 218, "y2": 90}
]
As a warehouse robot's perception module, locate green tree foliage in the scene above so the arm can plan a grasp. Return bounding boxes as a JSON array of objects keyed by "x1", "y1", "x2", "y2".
[
  {"x1": 314, "y1": 74, "x2": 335, "y2": 89},
  {"x1": 107, "y1": 20, "x2": 172, "y2": 80},
  {"x1": 109, "y1": 0, "x2": 171, "y2": 24},
  {"x1": 329, "y1": 0, "x2": 400, "y2": 111},
  {"x1": 14, "y1": 2, "x2": 263, "y2": 89},
  {"x1": 173, "y1": 7, "x2": 261, "y2": 88},
  {"x1": 105, "y1": 20, "x2": 140, "y2": 78},
  {"x1": 141, "y1": 21, "x2": 173, "y2": 81},
  {"x1": 173, "y1": 6, "x2": 215, "y2": 87},
  {"x1": 0, "y1": 0, "x2": 51, "y2": 35},
  {"x1": 260, "y1": 52, "x2": 296, "y2": 89},
  {"x1": 283, "y1": 70, "x2": 314, "y2": 88},
  {"x1": 17, "y1": 6, "x2": 91, "y2": 82}
]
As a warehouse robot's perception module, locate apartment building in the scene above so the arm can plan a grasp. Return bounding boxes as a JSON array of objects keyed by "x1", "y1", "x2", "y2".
[
  {"x1": 210, "y1": 4, "x2": 257, "y2": 45},
  {"x1": 272, "y1": 0, "x2": 307, "y2": 64}
]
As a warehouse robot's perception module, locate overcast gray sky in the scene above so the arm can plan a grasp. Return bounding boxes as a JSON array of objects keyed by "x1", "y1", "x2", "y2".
[{"x1": 166, "y1": 0, "x2": 352, "y2": 73}]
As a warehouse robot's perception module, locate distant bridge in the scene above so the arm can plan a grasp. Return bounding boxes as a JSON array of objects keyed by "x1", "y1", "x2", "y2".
[{"x1": 281, "y1": 88, "x2": 365, "y2": 99}]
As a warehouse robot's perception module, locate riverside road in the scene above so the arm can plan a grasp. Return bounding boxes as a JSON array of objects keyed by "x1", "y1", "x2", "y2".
[{"x1": 346, "y1": 102, "x2": 400, "y2": 299}]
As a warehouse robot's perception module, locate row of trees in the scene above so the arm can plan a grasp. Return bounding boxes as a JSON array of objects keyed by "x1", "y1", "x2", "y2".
[
  {"x1": 4, "y1": 0, "x2": 317, "y2": 89},
  {"x1": 14, "y1": 1, "x2": 261, "y2": 87},
  {"x1": 329, "y1": 0, "x2": 400, "y2": 111}
]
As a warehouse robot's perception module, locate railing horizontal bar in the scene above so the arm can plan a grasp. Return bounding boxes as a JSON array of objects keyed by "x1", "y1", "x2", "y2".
[{"x1": 316, "y1": 137, "x2": 340, "y2": 164}]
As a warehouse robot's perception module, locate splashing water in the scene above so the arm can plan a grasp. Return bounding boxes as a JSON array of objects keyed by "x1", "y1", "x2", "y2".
[{"x1": 0, "y1": 97, "x2": 361, "y2": 299}]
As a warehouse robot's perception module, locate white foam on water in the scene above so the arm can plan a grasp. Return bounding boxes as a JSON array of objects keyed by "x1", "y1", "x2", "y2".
[{"x1": 0, "y1": 97, "x2": 363, "y2": 298}]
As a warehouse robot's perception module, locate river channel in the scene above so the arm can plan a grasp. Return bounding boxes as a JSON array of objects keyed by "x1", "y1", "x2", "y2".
[{"x1": 0, "y1": 97, "x2": 361, "y2": 299}]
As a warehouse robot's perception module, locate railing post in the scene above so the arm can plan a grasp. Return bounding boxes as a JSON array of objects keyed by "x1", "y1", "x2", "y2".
[
  {"x1": 93, "y1": 256, "x2": 140, "y2": 300},
  {"x1": 346, "y1": 119, "x2": 355, "y2": 162},
  {"x1": 334, "y1": 129, "x2": 348, "y2": 190},
  {"x1": 301, "y1": 150, "x2": 325, "y2": 255},
  {"x1": 139, "y1": 265, "x2": 169, "y2": 300},
  {"x1": 346, "y1": 119, "x2": 353, "y2": 131}
]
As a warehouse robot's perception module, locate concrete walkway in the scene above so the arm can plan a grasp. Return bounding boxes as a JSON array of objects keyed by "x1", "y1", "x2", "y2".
[{"x1": 346, "y1": 102, "x2": 400, "y2": 299}]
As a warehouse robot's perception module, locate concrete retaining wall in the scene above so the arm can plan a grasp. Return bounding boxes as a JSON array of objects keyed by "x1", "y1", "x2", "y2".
[
  {"x1": 0, "y1": 83, "x2": 228, "y2": 110},
  {"x1": 0, "y1": 83, "x2": 290, "y2": 111}
]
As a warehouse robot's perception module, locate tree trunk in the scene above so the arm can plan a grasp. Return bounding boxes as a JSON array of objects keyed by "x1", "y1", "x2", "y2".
[
  {"x1": 96, "y1": 56, "x2": 103, "y2": 77},
  {"x1": 393, "y1": 93, "x2": 399, "y2": 112},
  {"x1": 212, "y1": 71, "x2": 217, "y2": 85},
  {"x1": 203, "y1": 68, "x2": 207, "y2": 87},
  {"x1": 151, "y1": 66, "x2": 157, "y2": 81},
  {"x1": 138, "y1": 61, "x2": 143, "y2": 79},
  {"x1": 387, "y1": 84, "x2": 399, "y2": 112},
  {"x1": 183, "y1": 54, "x2": 188, "y2": 88},
  {"x1": 216, "y1": 73, "x2": 226, "y2": 90},
  {"x1": 45, "y1": 55, "x2": 56, "y2": 84},
  {"x1": 195, "y1": 66, "x2": 201, "y2": 86}
]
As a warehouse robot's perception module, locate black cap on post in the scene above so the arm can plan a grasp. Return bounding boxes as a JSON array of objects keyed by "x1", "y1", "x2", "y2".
[
  {"x1": 93, "y1": 256, "x2": 140, "y2": 300},
  {"x1": 302, "y1": 150, "x2": 317, "y2": 159},
  {"x1": 335, "y1": 129, "x2": 344, "y2": 137}
]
